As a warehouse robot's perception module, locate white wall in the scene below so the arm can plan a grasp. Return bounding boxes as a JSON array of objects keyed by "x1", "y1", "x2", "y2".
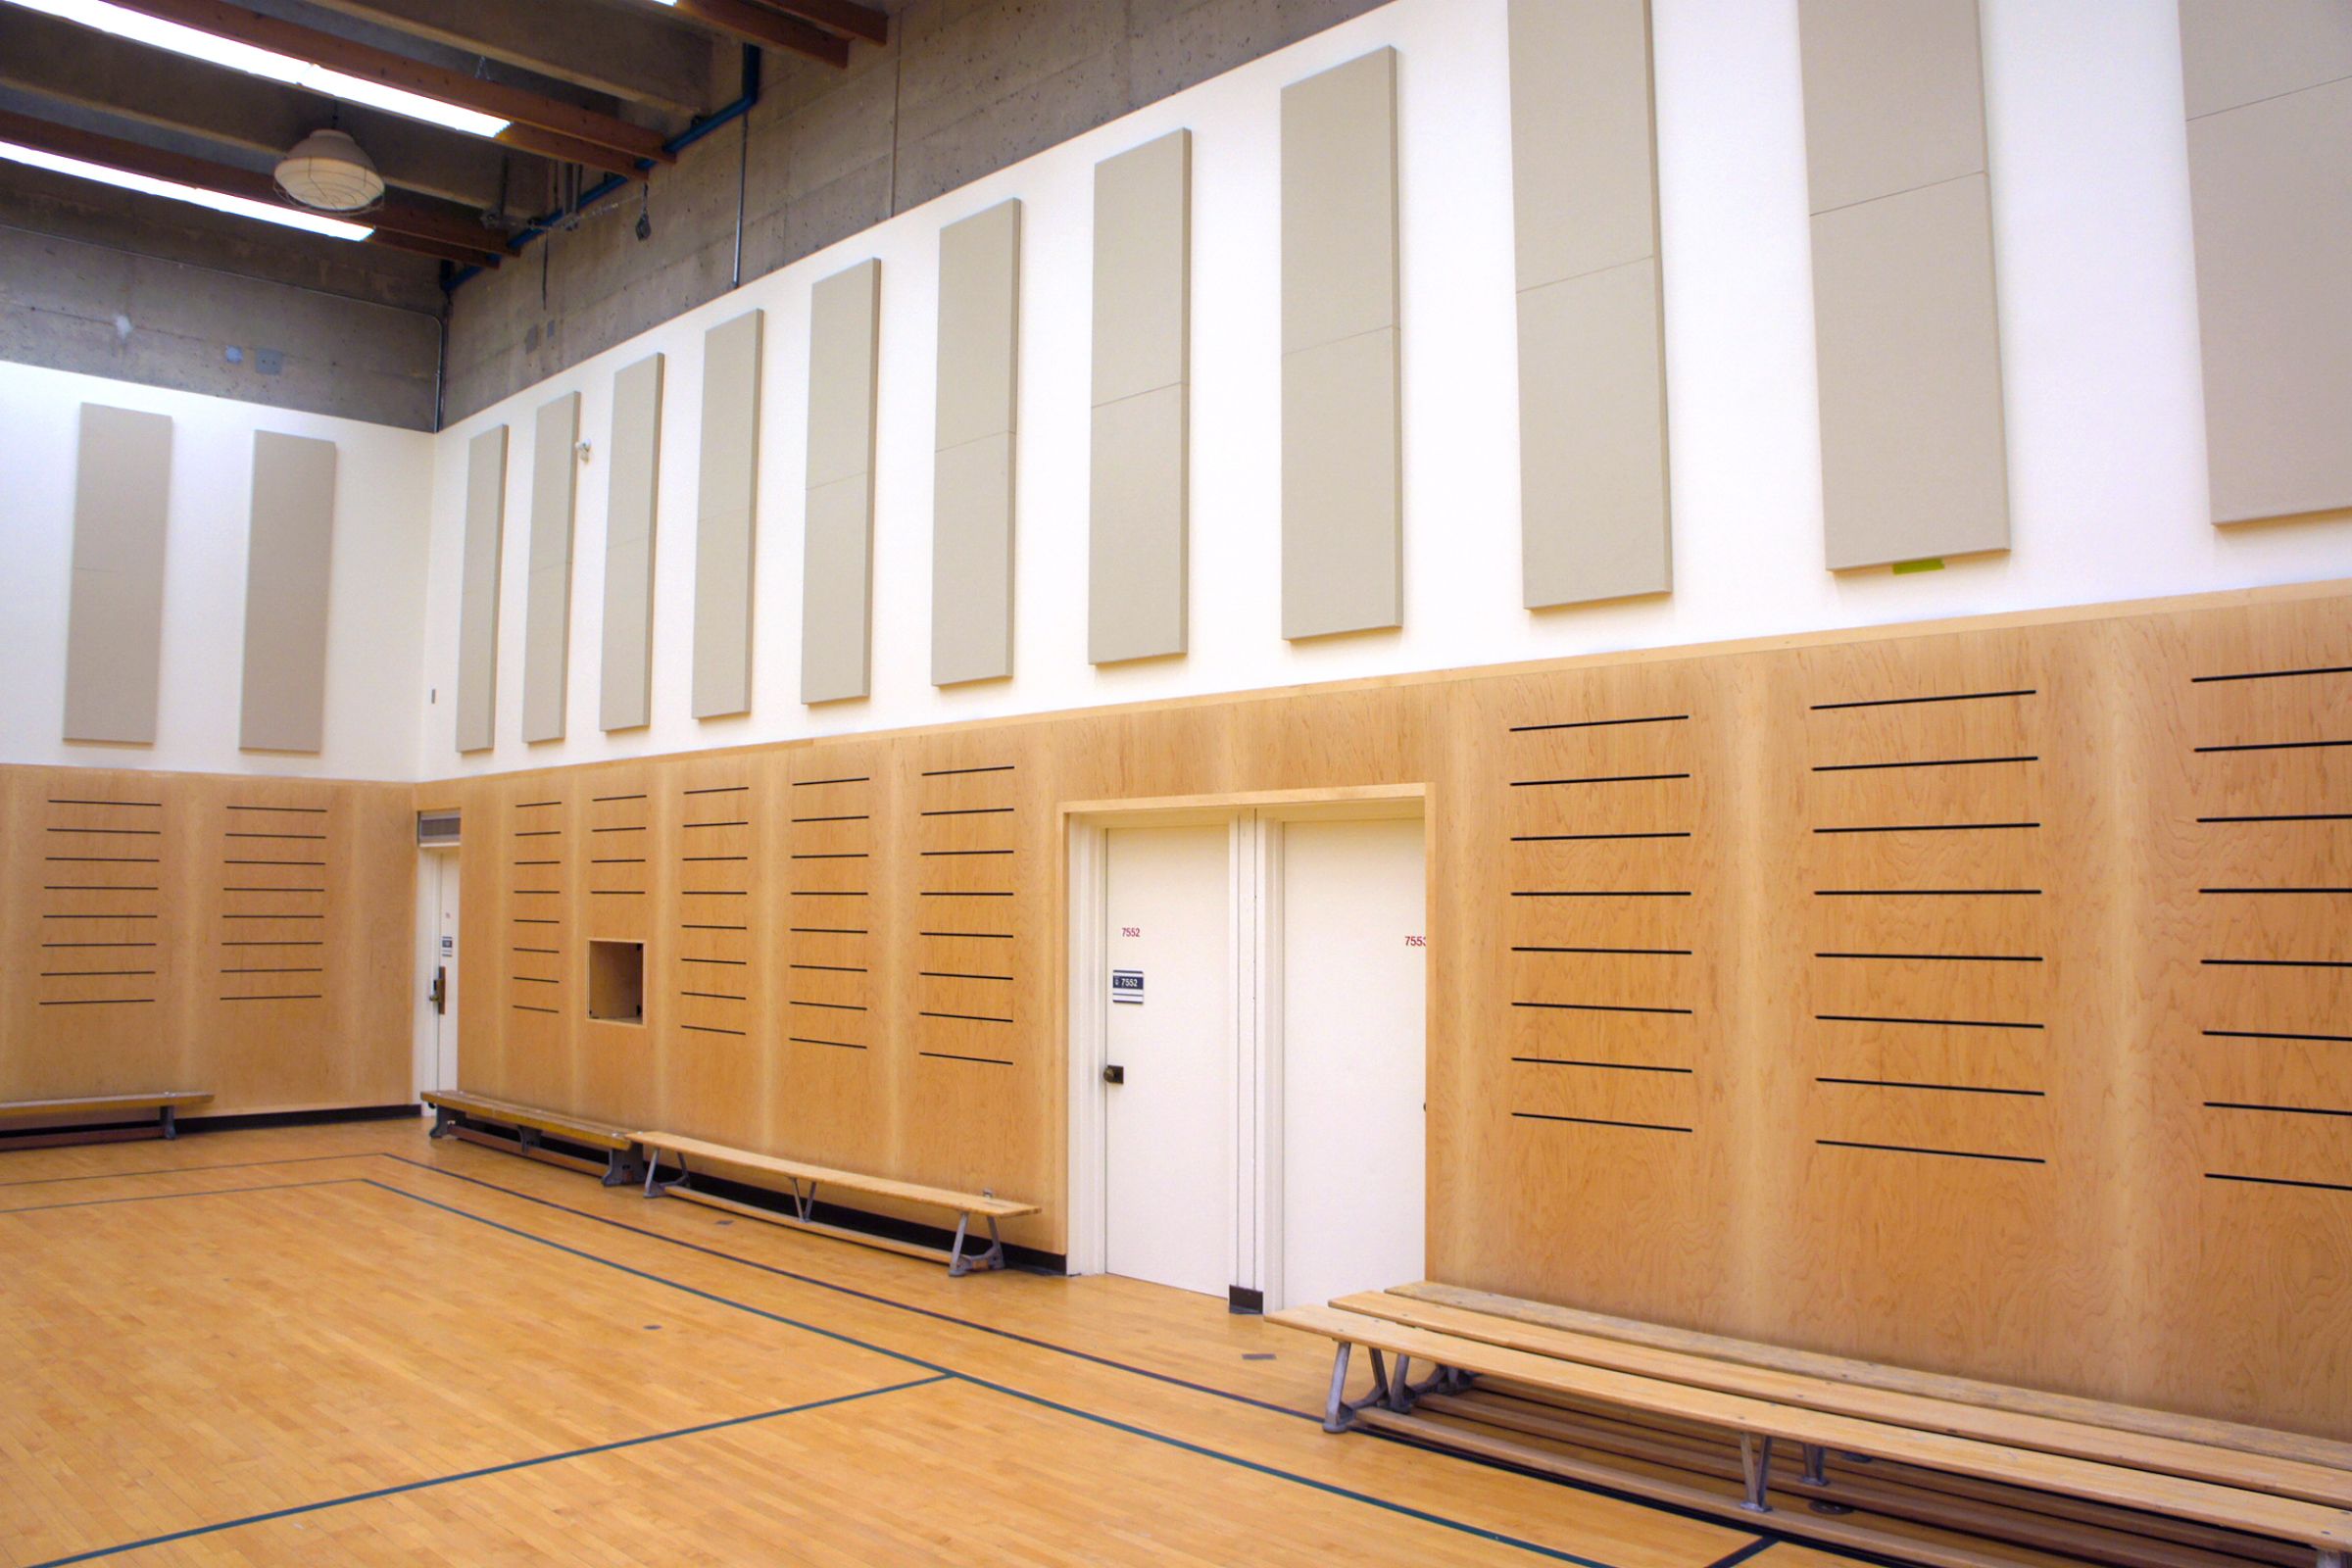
[
  {"x1": 0, "y1": 361, "x2": 434, "y2": 780},
  {"x1": 414, "y1": 0, "x2": 2352, "y2": 779}
]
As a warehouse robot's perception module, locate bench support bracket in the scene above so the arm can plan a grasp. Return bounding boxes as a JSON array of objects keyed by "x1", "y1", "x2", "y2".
[
  {"x1": 1799, "y1": 1443, "x2": 1826, "y2": 1487},
  {"x1": 2319, "y1": 1552, "x2": 2345, "y2": 1568},
  {"x1": 645, "y1": 1150, "x2": 690, "y2": 1198},
  {"x1": 1319, "y1": 1343, "x2": 1399, "y2": 1434},
  {"x1": 160, "y1": 1104, "x2": 178, "y2": 1141},
  {"x1": 1739, "y1": 1434, "x2": 1775, "y2": 1513},
  {"x1": 428, "y1": 1104, "x2": 458, "y2": 1139},
  {"x1": 947, "y1": 1211, "x2": 1006, "y2": 1277}
]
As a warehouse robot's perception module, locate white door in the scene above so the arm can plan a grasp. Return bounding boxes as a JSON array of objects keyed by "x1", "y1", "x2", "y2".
[
  {"x1": 432, "y1": 852, "x2": 461, "y2": 1090},
  {"x1": 1102, "y1": 822, "x2": 1233, "y2": 1298},
  {"x1": 1276, "y1": 815, "x2": 1427, "y2": 1309}
]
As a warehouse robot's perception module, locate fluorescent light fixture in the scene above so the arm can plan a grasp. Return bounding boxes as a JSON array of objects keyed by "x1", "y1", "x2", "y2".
[
  {"x1": 0, "y1": 137, "x2": 374, "y2": 239},
  {"x1": 5, "y1": 0, "x2": 512, "y2": 139}
]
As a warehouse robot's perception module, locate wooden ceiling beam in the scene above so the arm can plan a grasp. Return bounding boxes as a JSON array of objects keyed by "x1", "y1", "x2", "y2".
[
  {"x1": 0, "y1": 106, "x2": 508, "y2": 266},
  {"x1": 667, "y1": 0, "x2": 849, "y2": 68},
  {"x1": 88, "y1": 0, "x2": 676, "y2": 165},
  {"x1": 754, "y1": 0, "x2": 887, "y2": 47}
]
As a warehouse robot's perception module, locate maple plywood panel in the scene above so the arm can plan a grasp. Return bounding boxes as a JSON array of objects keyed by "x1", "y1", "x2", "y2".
[
  {"x1": 418, "y1": 582, "x2": 2352, "y2": 1432},
  {"x1": 2, "y1": 765, "x2": 410, "y2": 1113}
]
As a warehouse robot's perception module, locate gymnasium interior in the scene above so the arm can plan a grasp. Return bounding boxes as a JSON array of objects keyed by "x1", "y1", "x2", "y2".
[{"x1": 3, "y1": 0, "x2": 2349, "y2": 1563}]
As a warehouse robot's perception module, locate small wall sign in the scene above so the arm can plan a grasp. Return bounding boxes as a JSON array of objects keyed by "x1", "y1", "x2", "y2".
[{"x1": 1110, "y1": 968, "x2": 1145, "y2": 1004}]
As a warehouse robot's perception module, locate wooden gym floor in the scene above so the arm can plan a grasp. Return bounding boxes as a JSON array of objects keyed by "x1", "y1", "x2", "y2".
[{"x1": 0, "y1": 1119, "x2": 1853, "y2": 1568}]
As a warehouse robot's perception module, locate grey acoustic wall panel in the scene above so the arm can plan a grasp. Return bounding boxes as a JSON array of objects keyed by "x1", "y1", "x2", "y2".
[
  {"x1": 1090, "y1": 130, "x2": 1190, "y2": 664},
  {"x1": 1798, "y1": 0, "x2": 2009, "y2": 569},
  {"x1": 1797, "y1": 0, "x2": 1987, "y2": 214},
  {"x1": 600, "y1": 354, "x2": 662, "y2": 732},
  {"x1": 803, "y1": 259, "x2": 880, "y2": 704},
  {"x1": 2180, "y1": 0, "x2": 2352, "y2": 120},
  {"x1": 1281, "y1": 49, "x2": 1400, "y2": 640},
  {"x1": 1508, "y1": 0, "x2": 1671, "y2": 608},
  {"x1": 693, "y1": 310, "x2": 762, "y2": 718},
  {"x1": 932, "y1": 202, "x2": 1020, "y2": 685},
  {"x1": 63, "y1": 404, "x2": 172, "y2": 745},
  {"x1": 454, "y1": 424, "x2": 507, "y2": 754},
  {"x1": 238, "y1": 431, "x2": 336, "y2": 753},
  {"x1": 521, "y1": 391, "x2": 579, "y2": 744},
  {"x1": 1813, "y1": 174, "x2": 2010, "y2": 567},
  {"x1": 2180, "y1": 3, "x2": 2352, "y2": 523}
]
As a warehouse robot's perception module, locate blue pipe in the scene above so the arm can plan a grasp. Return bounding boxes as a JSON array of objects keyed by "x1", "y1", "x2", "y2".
[{"x1": 445, "y1": 46, "x2": 762, "y2": 293}]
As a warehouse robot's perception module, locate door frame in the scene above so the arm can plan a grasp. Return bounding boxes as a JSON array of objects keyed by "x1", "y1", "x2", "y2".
[
  {"x1": 414, "y1": 844, "x2": 460, "y2": 1096},
  {"x1": 1062, "y1": 785, "x2": 1425, "y2": 1286}
]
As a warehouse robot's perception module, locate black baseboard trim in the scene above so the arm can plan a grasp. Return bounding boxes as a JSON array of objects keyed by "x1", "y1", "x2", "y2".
[
  {"x1": 182, "y1": 1103, "x2": 423, "y2": 1134},
  {"x1": 1228, "y1": 1285, "x2": 1264, "y2": 1315}
]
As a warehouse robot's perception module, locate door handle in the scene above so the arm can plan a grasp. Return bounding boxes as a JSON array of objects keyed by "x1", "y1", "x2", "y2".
[
  {"x1": 429, "y1": 966, "x2": 447, "y2": 1015},
  {"x1": 1102, "y1": 1064, "x2": 1125, "y2": 1085}
]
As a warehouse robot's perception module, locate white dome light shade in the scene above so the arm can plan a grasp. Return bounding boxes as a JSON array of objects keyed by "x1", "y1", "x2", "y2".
[{"x1": 275, "y1": 128, "x2": 385, "y2": 213}]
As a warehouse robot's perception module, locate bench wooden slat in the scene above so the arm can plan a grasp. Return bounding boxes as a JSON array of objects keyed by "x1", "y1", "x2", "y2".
[
  {"x1": 0, "y1": 1092, "x2": 212, "y2": 1121},
  {"x1": 1338, "y1": 1291, "x2": 2352, "y2": 1510},
  {"x1": 1396, "y1": 1281, "x2": 2352, "y2": 1476},
  {"x1": 630, "y1": 1131, "x2": 1037, "y2": 1218},
  {"x1": 1271, "y1": 1304, "x2": 2352, "y2": 1550},
  {"x1": 421, "y1": 1091, "x2": 635, "y2": 1152}
]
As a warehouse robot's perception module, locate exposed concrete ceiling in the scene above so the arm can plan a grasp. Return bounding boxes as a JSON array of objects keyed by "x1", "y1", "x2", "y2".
[{"x1": 0, "y1": 0, "x2": 887, "y2": 305}]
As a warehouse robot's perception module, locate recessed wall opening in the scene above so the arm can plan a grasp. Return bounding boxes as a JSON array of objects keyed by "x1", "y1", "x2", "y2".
[{"x1": 588, "y1": 940, "x2": 644, "y2": 1025}]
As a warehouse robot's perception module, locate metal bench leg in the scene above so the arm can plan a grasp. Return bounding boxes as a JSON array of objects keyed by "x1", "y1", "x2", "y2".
[
  {"x1": 787, "y1": 1178, "x2": 814, "y2": 1222},
  {"x1": 161, "y1": 1105, "x2": 177, "y2": 1141},
  {"x1": 1800, "y1": 1443, "x2": 1826, "y2": 1486},
  {"x1": 1322, "y1": 1343, "x2": 1356, "y2": 1433},
  {"x1": 604, "y1": 1144, "x2": 647, "y2": 1188},
  {"x1": 644, "y1": 1151, "x2": 687, "y2": 1199},
  {"x1": 947, "y1": 1212, "x2": 1007, "y2": 1277},
  {"x1": 2318, "y1": 1551, "x2": 2345, "y2": 1568},
  {"x1": 429, "y1": 1105, "x2": 456, "y2": 1139},
  {"x1": 1739, "y1": 1435, "x2": 1776, "y2": 1513}
]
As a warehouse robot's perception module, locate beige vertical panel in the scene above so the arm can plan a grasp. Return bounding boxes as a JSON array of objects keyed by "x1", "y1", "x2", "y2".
[
  {"x1": 522, "y1": 392, "x2": 579, "y2": 745},
  {"x1": 2180, "y1": 1, "x2": 2352, "y2": 523},
  {"x1": 1797, "y1": 0, "x2": 1987, "y2": 213},
  {"x1": 2179, "y1": 0, "x2": 2352, "y2": 118},
  {"x1": 600, "y1": 354, "x2": 662, "y2": 733},
  {"x1": 1813, "y1": 174, "x2": 2010, "y2": 568},
  {"x1": 1799, "y1": 0, "x2": 2009, "y2": 569},
  {"x1": 1509, "y1": 0, "x2": 1671, "y2": 608},
  {"x1": 803, "y1": 259, "x2": 880, "y2": 704},
  {"x1": 454, "y1": 424, "x2": 507, "y2": 754},
  {"x1": 62, "y1": 405, "x2": 172, "y2": 745},
  {"x1": 238, "y1": 431, "x2": 336, "y2": 753},
  {"x1": 933, "y1": 201, "x2": 1020, "y2": 685},
  {"x1": 1281, "y1": 48, "x2": 1400, "y2": 640},
  {"x1": 1091, "y1": 130, "x2": 1191, "y2": 664},
  {"x1": 694, "y1": 310, "x2": 761, "y2": 718}
]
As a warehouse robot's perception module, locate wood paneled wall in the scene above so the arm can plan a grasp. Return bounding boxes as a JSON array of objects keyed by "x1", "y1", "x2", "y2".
[
  {"x1": 424, "y1": 582, "x2": 2352, "y2": 1438},
  {"x1": 0, "y1": 766, "x2": 415, "y2": 1112}
]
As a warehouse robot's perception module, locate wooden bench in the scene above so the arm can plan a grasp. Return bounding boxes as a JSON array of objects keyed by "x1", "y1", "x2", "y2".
[
  {"x1": 633, "y1": 1130, "x2": 1038, "y2": 1277},
  {"x1": 0, "y1": 1092, "x2": 212, "y2": 1149},
  {"x1": 421, "y1": 1090, "x2": 646, "y2": 1187},
  {"x1": 1275, "y1": 1292, "x2": 2352, "y2": 1568}
]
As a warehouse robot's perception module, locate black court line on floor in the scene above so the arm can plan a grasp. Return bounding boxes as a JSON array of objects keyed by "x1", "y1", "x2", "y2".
[
  {"x1": 0, "y1": 1177, "x2": 364, "y2": 1215},
  {"x1": 361, "y1": 1178, "x2": 1639, "y2": 1568},
  {"x1": 23, "y1": 1379, "x2": 950, "y2": 1568},
  {"x1": 0, "y1": 1152, "x2": 375, "y2": 1189},
  {"x1": 18, "y1": 1144, "x2": 1836, "y2": 1561},
  {"x1": 13, "y1": 1148, "x2": 1892, "y2": 1567}
]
